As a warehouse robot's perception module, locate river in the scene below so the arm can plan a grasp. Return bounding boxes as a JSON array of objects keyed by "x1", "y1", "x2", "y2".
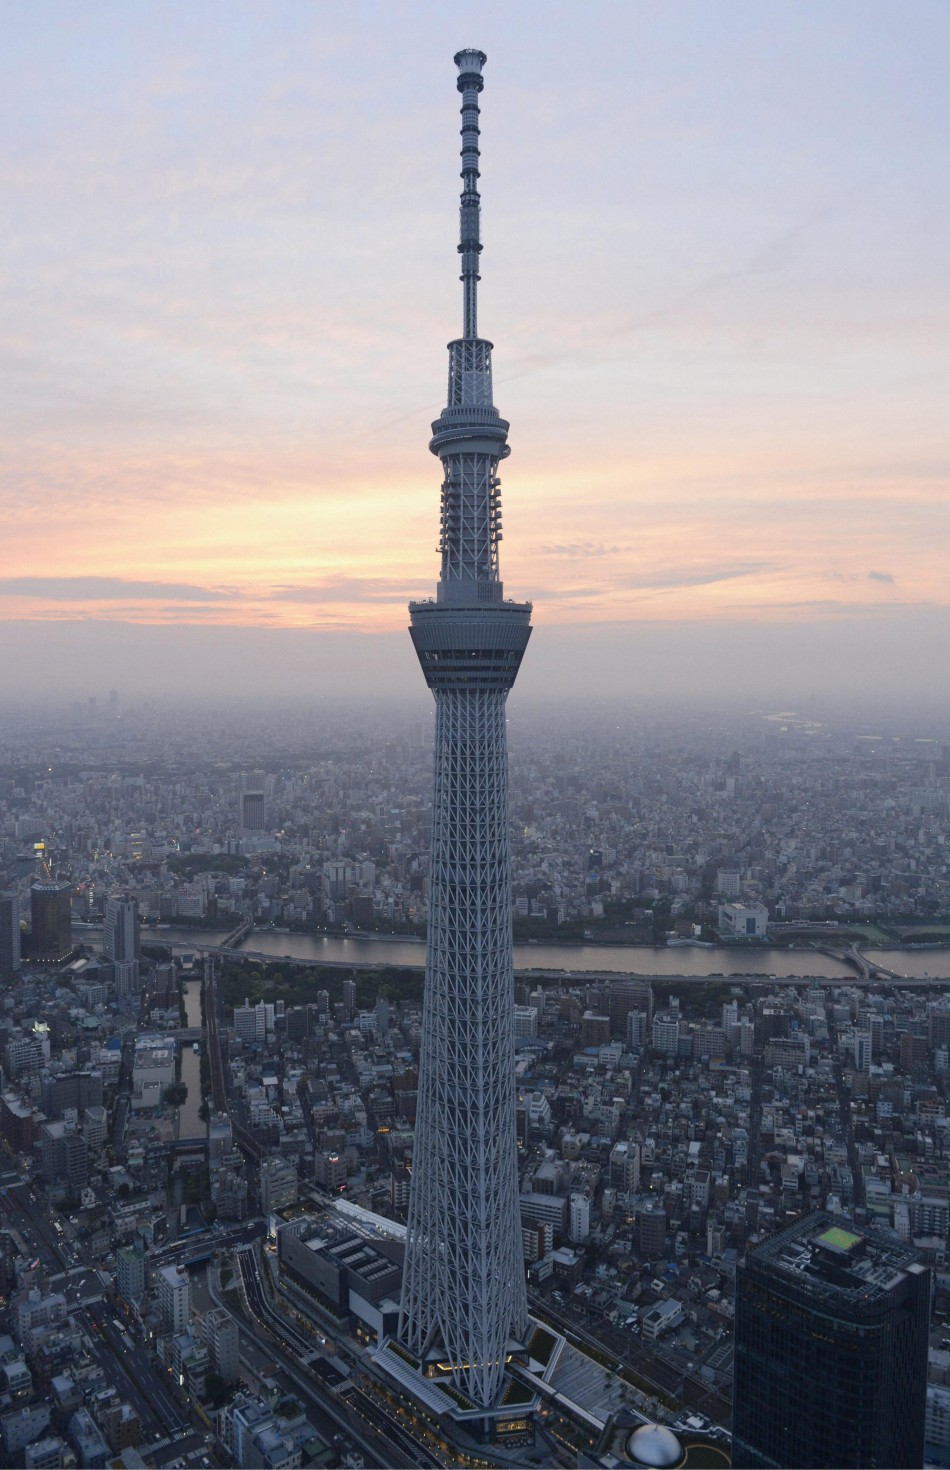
[{"x1": 133, "y1": 925, "x2": 928, "y2": 980}]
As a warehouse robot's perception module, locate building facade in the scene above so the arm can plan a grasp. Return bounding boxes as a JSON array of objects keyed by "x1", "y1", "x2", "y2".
[
  {"x1": 116, "y1": 1241, "x2": 146, "y2": 1305},
  {"x1": 0, "y1": 893, "x2": 21, "y2": 980},
  {"x1": 158, "y1": 1265, "x2": 192, "y2": 1334},
  {"x1": 29, "y1": 882, "x2": 72, "y2": 964},
  {"x1": 732, "y1": 1213, "x2": 930, "y2": 1468}
]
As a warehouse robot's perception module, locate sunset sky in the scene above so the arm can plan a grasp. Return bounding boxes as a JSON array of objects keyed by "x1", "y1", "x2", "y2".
[{"x1": 2, "y1": 1, "x2": 948, "y2": 704}]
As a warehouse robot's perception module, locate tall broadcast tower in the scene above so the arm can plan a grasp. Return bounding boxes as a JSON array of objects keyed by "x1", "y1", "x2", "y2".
[{"x1": 398, "y1": 48, "x2": 532, "y2": 1413}]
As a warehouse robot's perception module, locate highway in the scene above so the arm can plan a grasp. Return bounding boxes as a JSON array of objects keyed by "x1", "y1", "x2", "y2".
[{"x1": 222, "y1": 1244, "x2": 436, "y2": 1467}]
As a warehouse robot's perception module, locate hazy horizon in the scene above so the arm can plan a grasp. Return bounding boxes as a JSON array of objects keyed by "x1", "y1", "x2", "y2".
[
  {"x1": 2, "y1": 2, "x2": 947, "y2": 707},
  {"x1": 3, "y1": 609, "x2": 950, "y2": 721}
]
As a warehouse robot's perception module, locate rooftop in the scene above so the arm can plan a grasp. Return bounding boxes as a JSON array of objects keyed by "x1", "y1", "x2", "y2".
[{"x1": 750, "y1": 1211, "x2": 925, "y2": 1301}]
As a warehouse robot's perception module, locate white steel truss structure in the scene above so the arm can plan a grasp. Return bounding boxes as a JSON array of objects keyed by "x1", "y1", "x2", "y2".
[{"x1": 398, "y1": 49, "x2": 532, "y2": 1412}]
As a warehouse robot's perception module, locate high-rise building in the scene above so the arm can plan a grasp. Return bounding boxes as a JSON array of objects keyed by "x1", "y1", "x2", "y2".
[
  {"x1": 39, "y1": 1120, "x2": 88, "y2": 1197},
  {"x1": 157, "y1": 1265, "x2": 192, "y2": 1333},
  {"x1": 203, "y1": 1307, "x2": 240, "y2": 1384},
  {"x1": 104, "y1": 897, "x2": 139, "y2": 962},
  {"x1": 241, "y1": 792, "x2": 266, "y2": 831},
  {"x1": 116, "y1": 1241, "x2": 146, "y2": 1304},
  {"x1": 0, "y1": 893, "x2": 21, "y2": 980},
  {"x1": 104, "y1": 896, "x2": 140, "y2": 997},
  {"x1": 29, "y1": 881, "x2": 72, "y2": 964},
  {"x1": 233, "y1": 998, "x2": 267, "y2": 1043},
  {"x1": 259, "y1": 1155, "x2": 298, "y2": 1217},
  {"x1": 853, "y1": 1028, "x2": 873, "y2": 1071},
  {"x1": 395, "y1": 49, "x2": 531, "y2": 1420},
  {"x1": 732, "y1": 1213, "x2": 930, "y2": 1468},
  {"x1": 569, "y1": 1194, "x2": 591, "y2": 1244},
  {"x1": 608, "y1": 978, "x2": 654, "y2": 1038}
]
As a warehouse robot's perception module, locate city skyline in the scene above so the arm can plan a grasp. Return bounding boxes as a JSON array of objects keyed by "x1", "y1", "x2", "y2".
[{"x1": 2, "y1": 2, "x2": 949, "y2": 704}]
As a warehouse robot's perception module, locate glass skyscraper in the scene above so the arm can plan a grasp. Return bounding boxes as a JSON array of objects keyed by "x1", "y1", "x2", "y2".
[{"x1": 732, "y1": 1212, "x2": 930, "y2": 1468}]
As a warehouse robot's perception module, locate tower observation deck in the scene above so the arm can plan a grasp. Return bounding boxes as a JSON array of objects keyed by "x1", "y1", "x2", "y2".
[{"x1": 397, "y1": 49, "x2": 532, "y2": 1417}]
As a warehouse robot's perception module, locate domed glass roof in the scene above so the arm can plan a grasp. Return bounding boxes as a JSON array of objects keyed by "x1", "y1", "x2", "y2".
[{"x1": 626, "y1": 1423, "x2": 684, "y2": 1468}]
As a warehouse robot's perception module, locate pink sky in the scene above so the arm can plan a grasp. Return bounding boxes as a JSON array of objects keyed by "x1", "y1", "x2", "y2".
[{"x1": 2, "y1": 2, "x2": 948, "y2": 701}]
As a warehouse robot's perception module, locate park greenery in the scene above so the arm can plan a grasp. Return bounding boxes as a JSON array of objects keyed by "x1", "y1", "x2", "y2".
[{"x1": 217, "y1": 956, "x2": 424, "y2": 1012}]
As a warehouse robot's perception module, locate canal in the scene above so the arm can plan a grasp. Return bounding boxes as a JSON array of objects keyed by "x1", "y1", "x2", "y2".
[{"x1": 177, "y1": 975, "x2": 204, "y2": 1142}]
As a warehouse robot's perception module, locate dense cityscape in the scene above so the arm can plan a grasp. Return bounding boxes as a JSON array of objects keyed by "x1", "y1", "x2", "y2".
[
  {"x1": 2, "y1": 7, "x2": 945, "y2": 1466},
  {"x1": 0, "y1": 699, "x2": 949, "y2": 1466}
]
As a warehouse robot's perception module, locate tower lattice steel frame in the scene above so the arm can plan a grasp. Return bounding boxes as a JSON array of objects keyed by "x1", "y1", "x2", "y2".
[{"x1": 398, "y1": 48, "x2": 531, "y2": 1412}]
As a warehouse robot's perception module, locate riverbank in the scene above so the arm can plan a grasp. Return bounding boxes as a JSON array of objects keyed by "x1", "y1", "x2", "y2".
[
  {"x1": 79, "y1": 923, "x2": 950, "y2": 981},
  {"x1": 149, "y1": 928, "x2": 950, "y2": 981}
]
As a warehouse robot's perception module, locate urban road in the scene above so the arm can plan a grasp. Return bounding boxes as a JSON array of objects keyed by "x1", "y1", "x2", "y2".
[
  {"x1": 216, "y1": 1244, "x2": 440, "y2": 1469},
  {"x1": 0, "y1": 1180, "x2": 212, "y2": 1462}
]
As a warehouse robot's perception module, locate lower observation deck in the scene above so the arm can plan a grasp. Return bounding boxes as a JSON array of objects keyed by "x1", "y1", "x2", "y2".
[{"x1": 409, "y1": 597, "x2": 532, "y2": 692}]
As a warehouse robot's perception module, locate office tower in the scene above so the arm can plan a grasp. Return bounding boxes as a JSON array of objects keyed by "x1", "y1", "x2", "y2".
[
  {"x1": 638, "y1": 1202, "x2": 667, "y2": 1258},
  {"x1": 0, "y1": 893, "x2": 21, "y2": 980},
  {"x1": 29, "y1": 881, "x2": 72, "y2": 964},
  {"x1": 233, "y1": 998, "x2": 268, "y2": 1043},
  {"x1": 397, "y1": 50, "x2": 531, "y2": 1414},
  {"x1": 627, "y1": 1010, "x2": 647, "y2": 1049},
  {"x1": 203, "y1": 1307, "x2": 239, "y2": 1384},
  {"x1": 104, "y1": 896, "x2": 140, "y2": 996},
  {"x1": 41, "y1": 1071, "x2": 103, "y2": 1117},
  {"x1": 259, "y1": 1155, "x2": 298, "y2": 1217},
  {"x1": 116, "y1": 1241, "x2": 146, "y2": 1304},
  {"x1": 569, "y1": 1194, "x2": 591, "y2": 1244},
  {"x1": 158, "y1": 1265, "x2": 192, "y2": 1333},
  {"x1": 732, "y1": 1213, "x2": 930, "y2": 1469},
  {"x1": 853, "y1": 1028, "x2": 873, "y2": 1071},
  {"x1": 342, "y1": 976, "x2": 356, "y2": 1020},
  {"x1": 241, "y1": 792, "x2": 266, "y2": 831},
  {"x1": 39, "y1": 1119, "x2": 89, "y2": 1196},
  {"x1": 608, "y1": 978, "x2": 654, "y2": 1038},
  {"x1": 103, "y1": 897, "x2": 139, "y2": 962}
]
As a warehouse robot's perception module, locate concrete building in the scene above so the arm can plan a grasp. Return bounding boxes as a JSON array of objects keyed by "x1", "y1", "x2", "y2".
[
  {"x1": 116, "y1": 1241, "x2": 146, "y2": 1305},
  {"x1": 652, "y1": 1014, "x2": 680, "y2": 1054},
  {"x1": 718, "y1": 901, "x2": 768, "y2": 940},
  {"x1": 608, "y1": 978, "x2": 654, "y2": 1038},
  {"x1": 157, "y1": 1265, "x2": 191, "y2": 1334},
  {"x1": 513, "y1": 1005, "x2": 538, "y2": 1039},
  {"x1": 569, "y1": 1193, "x2": 591, "y2": 1244},
  {"x1": 203, "y1": 1308, "x2": 239, "y2": 1384},
  {"x1": 609, "y1": 1140, "x2": 640, "y2": 1192},
  {"x1": 260, "y1": 1156, "x2": 298, "y2": 1217},
  {"x1": 41, "y1": 1070, "x2": 102, "y2": 1117},
  {"x1": 233, "y1": 1000, "x2": 268, "y2": 1044},
  {"x1": 39, "y1": 1120, "x2": 88, "y2": 1197},
  {"x1": 131, "y1": 1036, "x2": 175, "y2": 1111}
]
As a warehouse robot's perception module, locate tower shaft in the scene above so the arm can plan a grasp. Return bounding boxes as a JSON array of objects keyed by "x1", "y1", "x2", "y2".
[{"x1": 398, "y1": 48, "x2": 531, "y2": 1413}]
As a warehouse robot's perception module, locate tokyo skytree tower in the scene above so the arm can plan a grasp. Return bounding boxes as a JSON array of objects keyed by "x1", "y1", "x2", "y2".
[{"x1": 398, "y1": 49, "x2": 532, "y2": 1411}]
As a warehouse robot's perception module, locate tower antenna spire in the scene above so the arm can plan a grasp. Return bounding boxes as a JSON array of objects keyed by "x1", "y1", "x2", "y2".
[
  {"x1": 391, "y1": 50, "x2": 534, "y2": 1423},
  {"x1": 454, "y1": 48, "x2": 486, "y2": 340}
]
